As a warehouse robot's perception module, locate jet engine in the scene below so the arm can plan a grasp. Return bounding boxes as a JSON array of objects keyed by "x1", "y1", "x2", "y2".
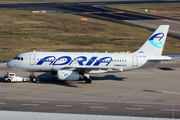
[{"x1": 57, "y1": 70, "x2": 83, "y2": 81}]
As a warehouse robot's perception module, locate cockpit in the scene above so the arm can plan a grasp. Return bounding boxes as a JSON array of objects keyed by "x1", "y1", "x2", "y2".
[{"x1": 14, "y1": 57, "x2": 23, "y2": 61}]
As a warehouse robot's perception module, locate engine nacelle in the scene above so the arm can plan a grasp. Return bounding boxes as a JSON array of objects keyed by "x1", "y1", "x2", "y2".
[{"x1": 57, "y1": 70, "x2": 82, "y2": 81}]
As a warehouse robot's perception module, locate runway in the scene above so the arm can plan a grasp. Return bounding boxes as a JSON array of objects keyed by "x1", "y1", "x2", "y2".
[{"x1": 0, "y1": 59, "x2": 180, "y2": 118}]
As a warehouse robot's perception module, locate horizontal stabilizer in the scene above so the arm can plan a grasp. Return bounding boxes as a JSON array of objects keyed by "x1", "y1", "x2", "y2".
[{"x1": 148, "y1": 56, "x2": 172, "y2": 61}]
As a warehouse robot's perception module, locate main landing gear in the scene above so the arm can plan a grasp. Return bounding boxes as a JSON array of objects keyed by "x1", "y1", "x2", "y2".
[
  {"x1": 29, "y1": 73, "x2": 39, "y2": 83},
  {"x1": 84, "y1": 77, "x2": 92, "y2": 84},
  {"x1": 83, "y1": 73, "x2": 92, "y2": 84}
]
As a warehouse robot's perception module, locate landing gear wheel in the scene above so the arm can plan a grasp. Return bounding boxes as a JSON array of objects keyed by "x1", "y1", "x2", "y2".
[
  {"x1": 31, "y1": 77, "x2": 38, "y2": 83},
  {"x1": 29, "y1": 73, "x2": 39, "y2": 83},
  {"x1": 85, "y1": 77, "x2": 92, "y2": 84}
]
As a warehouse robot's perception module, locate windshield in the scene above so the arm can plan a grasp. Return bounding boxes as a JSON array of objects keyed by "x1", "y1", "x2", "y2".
[{"x1": 14, "y1": 57, "x2": 23, "y2": 61}]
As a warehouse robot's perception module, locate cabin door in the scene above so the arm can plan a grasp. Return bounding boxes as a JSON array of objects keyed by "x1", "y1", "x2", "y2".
[
  {"x1": 30, "y1": 54, "x2": 35, "y2": 65},
  {"x1": 132, "y1": 56, "x2": 138, "y2": 67}
]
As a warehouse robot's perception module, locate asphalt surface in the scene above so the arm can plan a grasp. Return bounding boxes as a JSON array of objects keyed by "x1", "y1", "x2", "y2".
[
  {"x1": 1, "y1": 0, "x2": 180, "y2": 118},
  {"x1": 0, "y1": 0, "x2": 178, "y2": 20},
  {"x1": 0, "y1": 59, "x2": 180, "y2": 118},
  {"x1": 1, "y1": 0, "x2": 180, "y2": 11}
]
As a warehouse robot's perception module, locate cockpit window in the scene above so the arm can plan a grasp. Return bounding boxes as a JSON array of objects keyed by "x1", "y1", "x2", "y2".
[{"x1": 14, "y1": 57, "x2": 23, "y2": 61}]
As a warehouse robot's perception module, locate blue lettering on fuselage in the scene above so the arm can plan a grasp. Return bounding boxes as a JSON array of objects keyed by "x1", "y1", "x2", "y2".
[
  {"x1": 85, "y1": 57, "x2": 97, "y2": 66},
  {"x1": 69, "y1": 56, "x2": 87, "y2": 66},
  {"x1": 36, "y1": 56, "x2": 112, "y2": 66},
  {"x1": 52, "y1": 56, "x2": 71, "y2": 65},
  {"x1": 93, "y1": 57, "x2": 112, "y2": 66}
]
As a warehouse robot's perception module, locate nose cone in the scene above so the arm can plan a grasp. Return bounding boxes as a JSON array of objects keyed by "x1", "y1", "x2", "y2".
[
  {"x1": 6, "y1": 60, "x2": 18, "y2": 70},
  {"x1": 6, "y1": 60, "x2": 25, "y2": 71},
  {"x1": 6, "y1": 60, "x2": 13, "y2": 69}
]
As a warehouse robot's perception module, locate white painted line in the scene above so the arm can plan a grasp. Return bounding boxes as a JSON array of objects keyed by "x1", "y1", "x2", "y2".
[
  {"x1": 22, "y1": 104, "x2": 39, "y2": 106},
  {"x1": 32, "y1": 101, "x2": 49, "y2": 103},
  {"x1": 133, "y1": 105, "x2": 151, "y2": 107},
  {"x1": 90, "y1": 106, "x2": 108, "y2": 109},
  {"x1": 0, "y1": 103, "x2": 6, "y2": 105},
  {"x1": 82, "y1": 103, "x2": 100, "y2": 105},
  {"x1": 125, "y1": 108, "x2": 143, "y2": 110},
  {"x1": 56, "y1": 105, "x2": 73, "y2": 108},
  {"x1": 161, "y1": 109, "x2": 180, "y2": 112}
]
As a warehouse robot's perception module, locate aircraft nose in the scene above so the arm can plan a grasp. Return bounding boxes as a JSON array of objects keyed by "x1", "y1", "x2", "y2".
[
  {"x1": 6, "y1": 60, "x2": 15, "y2": 69},
  {"x1": 6, "y1": 61, "x2": 12, "y2": 68}
]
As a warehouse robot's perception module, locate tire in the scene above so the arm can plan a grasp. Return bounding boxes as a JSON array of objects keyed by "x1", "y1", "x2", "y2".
[
  {"x1": 31, "y1": 77, "x2": 38, "y2": 83},
  {"x1": 85, "y1": 77, "x2": 92, "y2": 84},
  {"x1": 7, "y1": 79, "x2": 11, "y2": 83}
]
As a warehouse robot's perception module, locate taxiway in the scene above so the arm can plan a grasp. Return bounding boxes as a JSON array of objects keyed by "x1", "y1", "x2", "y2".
[{"x1": 0, "y1": 59, "x2": 180, "y2": 118}]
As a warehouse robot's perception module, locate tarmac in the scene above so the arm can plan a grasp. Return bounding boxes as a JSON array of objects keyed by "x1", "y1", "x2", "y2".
[
  {"x1": 0, "y1": 1, "x2": 180, "y2": 119},
  {"x1": 0, "y1": 58, "x2": 180, "y2": 118}
]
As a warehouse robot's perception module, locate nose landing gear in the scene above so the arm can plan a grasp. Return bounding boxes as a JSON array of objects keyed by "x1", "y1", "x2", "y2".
[{"x1": 29, "y1": 73, "x2": 39, "y2": 83}]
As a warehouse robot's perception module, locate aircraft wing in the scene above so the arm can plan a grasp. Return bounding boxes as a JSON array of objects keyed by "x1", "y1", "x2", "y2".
[{"x1": 60, "y1": 66, "x2": 116, "y2": 73}]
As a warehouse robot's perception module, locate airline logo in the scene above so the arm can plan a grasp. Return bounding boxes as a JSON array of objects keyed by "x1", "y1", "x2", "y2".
[
  {"x1": 149, "y1": 33, "x2": 164, "y2": 48},
  {"x1": 64, "y1": 73, "x2": 69, "y2": 78},
  {"x1": 36, "y1": 56, "x2": 112, "y2": 66}
]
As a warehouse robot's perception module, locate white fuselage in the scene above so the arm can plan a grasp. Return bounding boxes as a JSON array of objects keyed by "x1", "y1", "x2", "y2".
[{"x1": 7, "y1": 52, "x2": 160, "y2": 73}]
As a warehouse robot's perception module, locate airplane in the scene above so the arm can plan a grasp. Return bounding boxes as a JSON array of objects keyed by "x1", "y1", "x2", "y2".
[{"x1": 7, "y1": 25, "x2": 172, "y2": 84}]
